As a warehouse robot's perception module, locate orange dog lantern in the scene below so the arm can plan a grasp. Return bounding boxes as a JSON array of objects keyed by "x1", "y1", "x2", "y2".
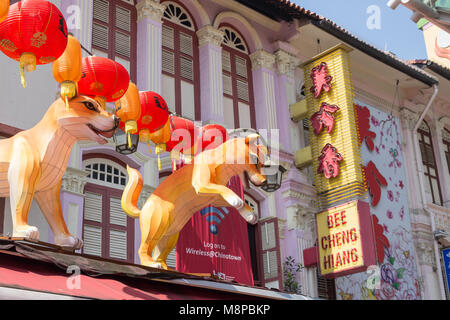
[
  {"x1": 0, "y1": 0, "x2": 69, "y2": 87},
  {"x1": 114, "y1": 82, "x2": 141, "y2": 152},
  {"x1": 52, "y1": 34, "x2": 82, "y2": 110},
  {"x1": 0, "y1": 0, "x2": 9, "y2": 23},
  {"x1": 77, "y1": 56, "x2": 129, "y2": 110}
]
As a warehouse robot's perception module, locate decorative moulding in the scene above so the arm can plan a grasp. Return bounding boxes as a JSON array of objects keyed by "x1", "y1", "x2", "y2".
[
  {"x1": 136, "y1": 0, "x2": 167, "y2": 23},
  {"x1": 250, "y1": 50, "x2": 276, "y2": 71},
  {"x1": 196, "y1": 25, "x2": 224, "y2": 48},
  {"x1": 61, "y1": 167, "x2": 89, "y2": 196}
]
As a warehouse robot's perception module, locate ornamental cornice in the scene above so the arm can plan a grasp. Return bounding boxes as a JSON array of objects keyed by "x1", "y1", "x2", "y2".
[
  {"x1": 196, "y1": 25, "x2": 224, "y2": 48},
  {"x1": 399, "y1": 107, "x2": 420, "y2": 130},
  {"x1": 136, "y1": 0, "x2": 166, "y2": 23},
  {"x1": 250, "y1": 50, "x2": 276, "y2": 71},
  {"x1": 275, "y1": 49, "x2": 300, "y2": 78},
  {"x1": 61, "y1": 167, "x2": 89, "y2": 196}
]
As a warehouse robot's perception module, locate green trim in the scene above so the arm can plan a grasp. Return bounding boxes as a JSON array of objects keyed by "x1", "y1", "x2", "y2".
[{"x1": 417, "y1": 18, "x2": 429, "y2": 30}]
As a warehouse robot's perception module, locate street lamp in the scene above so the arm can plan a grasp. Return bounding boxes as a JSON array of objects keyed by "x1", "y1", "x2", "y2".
[
  {"x1": 113, "y1": 128, "x2": 139, "y2": 155},
  {"x1": 260, "y1": 165, "x2": 287, "y2": 192}
]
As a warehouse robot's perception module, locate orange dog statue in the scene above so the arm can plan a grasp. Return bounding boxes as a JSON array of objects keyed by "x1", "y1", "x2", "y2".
[
  {"x1": 121, "y1": 134, "x2": 271, "y2": 269},
  {"x1": 0, "y1": 96, "x2": 118, "y2": 249}
]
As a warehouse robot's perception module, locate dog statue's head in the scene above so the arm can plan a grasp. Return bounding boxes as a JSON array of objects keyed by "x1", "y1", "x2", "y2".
[{"x1": 52, "y1": 95, "x2": 119, "y2": 145}]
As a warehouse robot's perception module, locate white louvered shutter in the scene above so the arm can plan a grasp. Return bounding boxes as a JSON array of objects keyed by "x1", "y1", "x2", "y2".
[
  {"x1": 180, "y1": 56, "x2": 194, "y2": 81},
  {"x1": 166, "y1": 247, "x2": 177, "y2": 269},
  {"x1": 179, "y1": 32, "x2": 193, "y2": 56},
  {"x1": 162, "y1": 50, "x2": 175, "y2": 75},
  {"x1": 84, "y1": 192, "x2": 102, "y2": 223},
  {"x1": 223, "y1": 74, "x2": 232, "y2": 96},
  {"x1": 83, "y1": 192, "x2": 103, "y2": 256},
  {"x1": 109, "y1": 197, "x2": 128, "y2": 260},
  {"x1": 235, "y1": 56, "x2": 247, "y2": 78},
  {"x1": 259, "y1": 218, "x2": 281, "y2": 287},
  {"x1": 83, "y1": 225, "x2": 102, "y2": 257},
  {"x1": 222, "y1": 51, "x2": 231, "y2": 73},
  {"x1": 236, "y1": 79, "x2": 249, "y2": 102},
  {"x1": 162, "y1": 25, "x2": 174, "y2": 49},
  {"x1": 110, "y1": 197, "x2": 127, "y2": 226},
  {"x1": 94, "y1": 0, "x2": 109, "y2": 23}
]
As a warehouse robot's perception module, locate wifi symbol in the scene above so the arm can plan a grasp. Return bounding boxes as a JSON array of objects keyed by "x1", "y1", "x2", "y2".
[{"x1": 200, "y1": 206, "x2": 230, "y2": 235}]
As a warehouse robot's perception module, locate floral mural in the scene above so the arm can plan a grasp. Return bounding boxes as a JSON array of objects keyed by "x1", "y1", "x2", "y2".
[{"x1": 335, "y1": 102, "x2": 421, "y2": 300}]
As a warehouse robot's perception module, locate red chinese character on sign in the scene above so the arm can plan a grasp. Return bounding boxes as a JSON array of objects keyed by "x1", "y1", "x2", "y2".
[
  {"x1": 364, "y1": 161, "x2": 387, "y2": 207},
  {"x1": 372, "y1": 215, "x2": 390, "y2": 264},
  {"x1": 355, "y1": 104, "x2": 376, "y2": 151},
  {"x1": 318, "y1": 144, "x2": 343, "y2": 179},
  {"x1": 310, "y1": 62, "x2": 333, "y2": 98},
  {"x1": 310, "y1": 102, "x2": 340, "y2": 135}
]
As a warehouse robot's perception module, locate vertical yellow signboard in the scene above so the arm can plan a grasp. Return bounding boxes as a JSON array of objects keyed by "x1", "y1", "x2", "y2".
[{"x1": 302, "y1": 44, "x2": 365, "y2": 207}]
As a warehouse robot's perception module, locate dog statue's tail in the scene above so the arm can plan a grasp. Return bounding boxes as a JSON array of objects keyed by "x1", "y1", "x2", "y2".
[{"x1": 121, "y1": 165, "x2": 143, "y2": 218}]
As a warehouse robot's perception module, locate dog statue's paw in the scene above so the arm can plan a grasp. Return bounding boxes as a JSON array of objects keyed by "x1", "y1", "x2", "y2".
[
  {"x1": 55, "y1": 234, "x2": 84, "y2": 250},
  {"x1": 13, "y1": 225, "x2": 40, "y2": 240},
  {"x1": 229, "y1": 196, "x2": 244, "y2": 209},
  {"x1": 238, "y1": 204, "x2": 258, "y2": 225}
]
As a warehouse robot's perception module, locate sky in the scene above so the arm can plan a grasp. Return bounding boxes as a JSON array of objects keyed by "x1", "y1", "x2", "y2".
[{"x1": 292, "y1": 0, "x2": 428, "y2": 61}]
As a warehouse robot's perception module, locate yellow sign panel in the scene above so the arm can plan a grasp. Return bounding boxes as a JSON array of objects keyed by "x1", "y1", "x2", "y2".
[
  {"x1": 302, "y1": 44, "x2": 365, "y2": 207},
  {"x1": 316, "y1": 201, "x2": 363, "y2": 276}
]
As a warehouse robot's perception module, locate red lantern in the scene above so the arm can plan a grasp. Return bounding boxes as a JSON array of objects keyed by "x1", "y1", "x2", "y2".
[
  {"x1": 0, "y1": 0, "x2": 68, "y2": 87},
  {"x1": 137, "y1": 91, "x2": 169, "y2": 144},
  {"x1": 165, "y1": 115, "x2": 197, "y2": 155},
  {"x1": 77, "y1": 56, "x2": 129, "y2": 110},
  {"x1": 196, "y1": 124, "x2": 228, "y2": 154}
]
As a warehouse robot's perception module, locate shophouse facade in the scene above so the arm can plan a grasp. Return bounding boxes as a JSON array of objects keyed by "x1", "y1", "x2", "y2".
[{"x1": 1, "y1": 0, "x2": 450, "y2": 300}]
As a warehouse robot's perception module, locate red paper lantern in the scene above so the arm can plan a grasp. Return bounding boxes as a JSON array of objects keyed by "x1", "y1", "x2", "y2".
[
  {"x1": 196, "y1": 124, "x2": 228, "y2": 153},
  {"x1": 77, "y1": 56, "x2": 129, "y2": 109},
  {"x1": 137, "y1": 91, "x2": 169, "y2": 143},
  {"x1": 165, "y1": 115, "x2": 197, "y2": 155},
  {"x1": 0, "y1": 0, "x2": 68, "y2": 87}
]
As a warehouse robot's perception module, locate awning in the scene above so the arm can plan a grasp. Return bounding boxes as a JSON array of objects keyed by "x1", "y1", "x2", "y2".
[{"x1": 0, "y1": 238, "x2": 311, "y2": 300}]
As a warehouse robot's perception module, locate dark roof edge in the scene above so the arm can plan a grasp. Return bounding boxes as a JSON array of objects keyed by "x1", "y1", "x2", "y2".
[
  {"x1": 410, "y1": 59, "x2": 450, "y2": 81},
  {"x1": 311, "y1": 19, "x2": 438, "y2": 87}
]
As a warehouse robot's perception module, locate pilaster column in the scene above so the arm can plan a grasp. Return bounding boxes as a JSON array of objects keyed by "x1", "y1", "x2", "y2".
[
  {"x1": 250, "y1": 50, "x2": 277, "y2": 130},
  {"x1": 60, "y1": 0, "x2": 93, "y2": 54},
  {"x1": 136, "y1": 0, "x2": 166, "y2": 92},
  {"x1": 399, "y1": 107, "x2": 423, "y2": 210},
  {"x1": 196, "y1": 25, "x2": 225, "y2": 125},
  {"x1": 274, "y1": 49, "x2": 300, "y2": 153},
  {"x1": 60, "y1": 167, "x2": 89, "y2": 245}
]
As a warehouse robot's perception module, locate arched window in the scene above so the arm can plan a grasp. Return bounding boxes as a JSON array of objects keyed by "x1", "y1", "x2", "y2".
[
  {"x1": 82, "y1": 156, "x2": 135, "y2": 262},
  {"x1": 418, "y1": 121, "x2": 443, "y2": 205},
  {"x1": 92, "y1": 0, "x2": 137, "y2": 81},
  {"x1": 220, "y1": 25, "x2": 255, "y2": 129},
  {"x1": 161, "y1": 1, "x2": 200, "y2": 120}
]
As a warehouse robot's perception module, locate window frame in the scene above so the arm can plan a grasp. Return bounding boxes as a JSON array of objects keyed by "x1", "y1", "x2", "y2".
[
  {"x1": 220, "y1": 23, "x2": 256, "y2": 129},
  {"x1": 418, "y1": 121, "x2": 444, "y2": 206},
  {"x1": 91, "y1": 0, "x2": 138, "y2": 82},
  {"x1": 161, "y1": 1, "x2": 201, "y2": 120},
  {"x1": 443, "y1": 128, "x2": 450, "y2": 175}
]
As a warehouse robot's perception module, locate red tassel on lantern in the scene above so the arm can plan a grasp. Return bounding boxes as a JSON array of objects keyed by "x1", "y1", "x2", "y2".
[
  {"x1": 77, "y1": 56, "x2": 130, "y2": 110},
  {"x1": 0, "y1": 0, "x2": 68, "y2": 87}
]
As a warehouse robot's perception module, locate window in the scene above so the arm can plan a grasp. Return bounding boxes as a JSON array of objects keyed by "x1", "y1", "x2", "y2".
[
  {"x1": 82, "y1": 157, "x2": 134, "y2": 262},
  {"x1": 161, "y1": 1, "x2": 200, "y2": 120},
  {"x1": 443, "y1": 129, "x2": 450, "y2": 175},
  {"x1": 418, "y1": 121, "x2": 443, "y2": 205},
  {"x1": 258, "y1": 217, "x2": 282, "y2": 289},
  {"x1": 92, "y1": 0, "x2": 137, "y2": 81},
  {"x1": 220, "y1": 26, "x2": 255, "y2": 129},
  {"x1": 316, "y1": 268, "x2": 336, "y2": 300}
]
